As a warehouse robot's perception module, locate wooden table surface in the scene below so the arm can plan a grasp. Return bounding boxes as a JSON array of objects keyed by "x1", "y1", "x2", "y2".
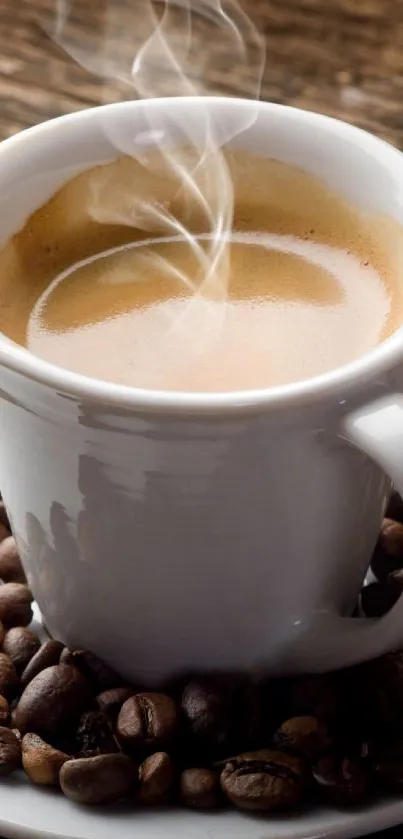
[
  {"x1": 0, "y1": 0, "x2": 403, "y2": 146},
  {"x1": 1, "y1": 0, "x2": 403, "y2": 836}
]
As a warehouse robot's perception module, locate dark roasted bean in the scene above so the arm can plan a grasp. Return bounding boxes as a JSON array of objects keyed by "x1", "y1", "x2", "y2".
[
  {"x1": 220, "y1": 749, "x2": 305, "y2": 812},
  {"x1": 0, "y1": 653, "x2": 18, "y2": 699},
  {"x1": 386, "y1": 491, "x2": 403, "y2": 524},
  {"x1": 0, "y1": 525, "x2": 9, "y2": 545},
  {"x1": 181, "y1": 678, "x2": 232, "y2": 749},
  {"x1": 96, "y1": 687, "x2": 134, "y2": 721},
  {"x1": 273, "y1": 716, "x2": 331, "y2": 759},
  {"x1": 0, "y1": 504, "x2": 10, "y2": 534},
  {"x1": 60, "y1": 754, "x2": 137, "y2": 805},
  {"x1": 138, "y1": 752, "x2": 175, "y2": 804},
  {"x1": 22, "y1": 733, "x2": 68, "y2": 786},
  {"x1": 117, "y1": 693, "x2": 178, "y2": 749},
  {"x1": 20, "y1": 640, "x2": 64, "y2": 688},
  {"x1": 0, "y1": 584, "x2": 33, "y2": 628},
  {"x1": 3, "y1": 627, "x2": 41, "y2": 673},
  {"x1": 371, "y1": 519, "x2": 403, "y2": 581},
  {"x1": 312, "y1": 754, "x2": 370, "y2": 805},
  {"x1": 0, "y1": 727, "x2": 21, "y2": 775},
  {"x1": 15, "y1": 664, "x2": 92, "y2": 737},
  {"x1": 60, "y1": 648, "x2": 123, "y2": 691},
  {"x1": 0, "y1": 537, "x2": 25, "y2": 584},
  {"x1": 75, "y1": 710, "x2": 118, "y2": 757},
  {"x1": 180, "y1": 767, "x2": 221, "y2": 809},
  {"x1": 0, "y1": 695, "x2": 10, "y2": 727},
  {"x1": 361, "y1": 573, "x2": 403, "y2": 617}
]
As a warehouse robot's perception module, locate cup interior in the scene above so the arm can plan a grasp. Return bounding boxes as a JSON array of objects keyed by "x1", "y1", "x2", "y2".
[
  {"x1": 0, "y1": 98, "x2": 402, "y2": 411},
  {"x1": 1, "y1": 98, "x2": 403, "y2": 244}
]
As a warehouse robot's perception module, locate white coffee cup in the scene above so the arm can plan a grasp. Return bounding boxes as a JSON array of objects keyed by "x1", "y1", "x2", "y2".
[{"x1": 0, "y1": 97, "x2": 403, "y2": 685}]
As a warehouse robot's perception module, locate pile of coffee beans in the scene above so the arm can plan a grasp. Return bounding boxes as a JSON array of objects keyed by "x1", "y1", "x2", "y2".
[
  {"x1": 363, "y1": 491, "x2": 403, "y2": 616},
  {"x1": 0, "y1": 494, "x2": 402, "y2": 812}
]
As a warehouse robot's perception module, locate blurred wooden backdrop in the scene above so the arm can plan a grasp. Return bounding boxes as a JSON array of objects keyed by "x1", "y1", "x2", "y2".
[{"x1": 0, "y1": 0, "x2": 403, "y2": 145}]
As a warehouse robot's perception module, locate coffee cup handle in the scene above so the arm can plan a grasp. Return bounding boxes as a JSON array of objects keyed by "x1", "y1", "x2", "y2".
[{"x1": 292, "y1": 394, "x2": 403, "y2": 673}]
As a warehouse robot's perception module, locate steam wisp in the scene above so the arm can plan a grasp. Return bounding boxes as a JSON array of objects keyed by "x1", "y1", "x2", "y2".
[{"x1": 43, "y1": 0, "x2": 265, "y2": 332}]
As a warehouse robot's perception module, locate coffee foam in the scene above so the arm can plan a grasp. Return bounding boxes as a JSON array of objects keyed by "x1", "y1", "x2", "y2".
[{"x1": 25, "y1": 231, "x2": 392, "y2": 391}]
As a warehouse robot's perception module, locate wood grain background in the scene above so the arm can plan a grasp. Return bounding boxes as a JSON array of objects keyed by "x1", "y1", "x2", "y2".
[{"x1": 0, "y1": 0, "x2": 403, "y2": 146}]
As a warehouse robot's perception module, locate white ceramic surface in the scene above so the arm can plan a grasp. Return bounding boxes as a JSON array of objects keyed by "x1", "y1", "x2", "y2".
[
  {"x1": 0, "y1": 777, "x2": 401, "y2": 839},
  {"x1": 2, "y1": 100, "x2": 403, "y2": 684}
]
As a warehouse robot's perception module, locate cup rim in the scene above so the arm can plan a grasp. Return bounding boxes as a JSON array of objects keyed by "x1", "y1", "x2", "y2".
[{"x1": 1, "y1": 96, "x2": 403, "y2": 416}]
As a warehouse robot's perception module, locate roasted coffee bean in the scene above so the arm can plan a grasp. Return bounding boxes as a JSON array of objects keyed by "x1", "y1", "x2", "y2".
[
  {"x1": 220, "y1": 749, "x2": 305, "y2": 812},
  {"x1": 312, "y1": 754, "x2": 370, "y2": 805},
  {"x1": 0, "y1": 503, "x2": 10, "y2": 534},
  {"x1": 386, "y1": 491, "x2": 403, "y2": 524},
  {"x1": 96, "y1": 687, "x2": 134, "y2": 721},
  {"x1": 0, "y1": 537, "x2": 25, "y2": 584},
  {"x1": 0, "y1": 583, "x2": 33, "y2": 628},
  {"x1": 75, "y1": 710, "x2": 118, "y2": 757},
  {"x1": 60, "y1": 753, "x2": 137, "y2": 805},
  {"x1": 374, "y1": 740, "x2": 403, "y2": 790},
  {"x1": 15, "y1": 664, "x2": 92, "y2": 737},
  {"x1": 371, "y1": 519, "x2": 403, "y2": 582},
  {"x1": 0, "y1": 653, "x2": 18, "y2": 699},
  {"x1": 138, "y1": 752, "x2": 175, "y2": 805},
  {"x1": 117, "y1": 693, "x2": 179, "y2": 749},
  {"x1": 20, "y1": 640, "x2": 64, "y2": 688},
  {"x1": 0, "y1": 695, "x2": 10, "y2": 727},
  {"x1": 181, "y1": 678, "x2": 232, "y2": 748},
  {"x1": 60, "y1": 648, "x2": 123, "y2": 691},
  {"x1": 0, "y1": 524, "x2": 9, "y2": 545},
  {"x1": 361, "y1": 574, "x2": 403, "y2": 617},
  {"x1": 3, "y1": 627, "x2": 41, "y2": 673},
  {"x1": 390, "y1": 569, "x2": 403, "y2": 588},
  {"x1": 0, "y1": 726, "x2": 21, "y2": 775},
  {"x1": 273, "y1": 716, "x2": 331, "y2": 759},
  {"x1": 22, "y1": 733, "x2": 68, "y2": 786},
  {"x1": 180, "y1": 767, "x2": 221, "y2": 809},
  {"x1": 288, "y1": 674, "x2": 344, "y2": 724}
]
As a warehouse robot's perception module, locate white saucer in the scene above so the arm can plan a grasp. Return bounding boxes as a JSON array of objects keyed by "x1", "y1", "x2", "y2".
[
  {"x1": 0, "y1": 777, "x2": 401, "y2": 839},
  {"x1": 3, "y1": 607, "x2": 398, "y2": 839}
]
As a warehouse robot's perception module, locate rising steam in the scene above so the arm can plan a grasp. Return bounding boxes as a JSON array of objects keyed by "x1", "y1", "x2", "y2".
[{"x1": 42, "y1": 0, "x2": 264, "y2": 312}]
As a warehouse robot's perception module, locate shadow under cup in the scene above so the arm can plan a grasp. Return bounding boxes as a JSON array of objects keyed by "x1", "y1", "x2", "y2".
[{"x1": 0, "y1": 99, "x2": 402, "y2": 685}]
